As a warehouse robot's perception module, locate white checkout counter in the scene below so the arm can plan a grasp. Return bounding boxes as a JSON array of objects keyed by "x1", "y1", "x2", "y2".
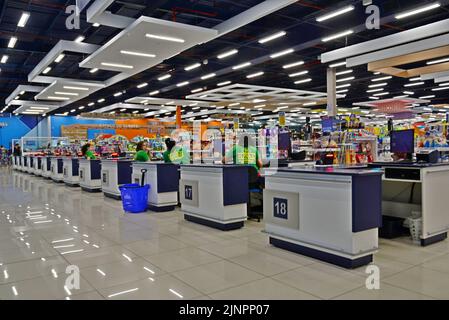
[
  {"x1": 63, "y1": 158, "x2": 80, "y2": 187},
  {"x1": 101, "y1": 159, "x2": 133, "y2": 199},
  {"x1": 12, "y1": 156, "x2": 18, "y2": 170},
  {"x1": 25, "y1": 155, "x2": 34, "y2": 174},
  {"x1": 264, "y1": 166, "x2": 383, "y2": 269},
  {"x1": 20, "y1": 155, "x2": 27, "y2": 172},
  {"x1": 79, "y1": 159, "x2": 102, "y2": 192},
  {"x1": 180, "y1": 164, "x2": 249, "y2": 231},
  {"x1": 50, "y1": 157, "x2": 64, "y2": 182},
  {"x1": 41, "y1": 156, "x2": 52, "y2": 178},
  {"x1": 132, "y1": 162, "x2": 179, "y2": 212},
  {"x1": 370, "y1": 162, "x2": 449, "y2": 246},
  {"x1": 33, "y1": 156, "x2": 43, "y2": 176}
]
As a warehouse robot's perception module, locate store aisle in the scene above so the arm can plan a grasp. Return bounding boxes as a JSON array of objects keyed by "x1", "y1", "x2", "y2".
[{"x1": 1, "y1": 167, "x2": 449, "y2": 300}]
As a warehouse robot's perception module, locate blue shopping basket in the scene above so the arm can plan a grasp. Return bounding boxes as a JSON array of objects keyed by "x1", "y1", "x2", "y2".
[{"x1": 119, "y1": 184, "x2": 150, "y2": 213}]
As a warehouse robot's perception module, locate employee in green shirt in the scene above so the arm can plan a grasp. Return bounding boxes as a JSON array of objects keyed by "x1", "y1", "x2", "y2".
[
  {"x1": 81, "y1": 143, "x2": 97, "y2": 160},
  {"x1": 225, "y1": 137, "x2": 262, "y2": 174},
  {"x1": 163, "y1": 138, "x2": 190, "y2": 164},
  {"x1": 134, "y1": 141, "x2": 150, "y2": 162}
]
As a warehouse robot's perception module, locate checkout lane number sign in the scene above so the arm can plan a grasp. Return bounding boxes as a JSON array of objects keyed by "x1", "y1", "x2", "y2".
[
  {"x1": 273, "y1": 197, "x2": 288, "y2": 219},
  {"x1": 185, "y1": 185, "x2": 193, "y2": 201}
]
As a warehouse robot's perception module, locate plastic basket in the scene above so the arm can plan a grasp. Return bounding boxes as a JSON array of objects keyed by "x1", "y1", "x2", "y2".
[
  {"x1": 119, "y1": 184, "x2": 150, "y2": 213},
  {"x1": 407, "y1": 217, "x2": 422, "y2": 242}
]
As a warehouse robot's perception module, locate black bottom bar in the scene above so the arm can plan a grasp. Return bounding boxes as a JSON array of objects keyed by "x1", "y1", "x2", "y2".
[
  {"x1": 148, "y1": 204, "x2": 176, "y2": 212},
  {"x1": 104, "y1": 192, "x2": 121, "y2": 200},
  {"x1": 184, "y1": 214, "x2": 244, "y2": 231},
  {"x1": 64, "y1": 182, "x2": 79, "y2": 187},
  {"x1": 421, "y1": 232, "x2": 447, "y2": 246},
  {"x1": 269, "y1": 237, "x2": 373, "y2": 269},
  {"x1": 51, "y1": 179, "x2": 64, "y2": 183},
  {"x1": 81, "y1": 186, "x2": 102, "y2": 193}
]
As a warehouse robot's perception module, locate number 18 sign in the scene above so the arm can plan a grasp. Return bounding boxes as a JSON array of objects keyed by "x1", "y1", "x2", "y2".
[{"x1": 273, "y1": 197, "x2": 288, "y2": 219}]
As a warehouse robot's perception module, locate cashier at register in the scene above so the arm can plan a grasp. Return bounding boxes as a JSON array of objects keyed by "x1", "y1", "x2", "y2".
[
  {"x1": 134, "y1": 141, "x2": 150, "y2": 162},
  {"x1": 81, "y1": 143, "x2": 97, "y2": 160},
  {"x1": 163, "y1": 138, "x2": 190, "y2": 164}
]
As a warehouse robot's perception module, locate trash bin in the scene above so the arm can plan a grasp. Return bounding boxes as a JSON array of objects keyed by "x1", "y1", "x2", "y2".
[{"x1": 119, "y1": 184, "x2": 150, "y2": 213}]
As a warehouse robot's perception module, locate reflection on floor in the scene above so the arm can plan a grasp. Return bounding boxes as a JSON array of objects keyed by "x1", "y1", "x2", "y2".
[{"x1": 1, "y1": 167, "x2": 449, "y2": 300}]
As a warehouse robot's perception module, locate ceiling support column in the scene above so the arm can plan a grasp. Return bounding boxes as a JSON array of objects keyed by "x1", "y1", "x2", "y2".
[{"x1": 327, "y1": 68, "x2": 337, "y2": 117}]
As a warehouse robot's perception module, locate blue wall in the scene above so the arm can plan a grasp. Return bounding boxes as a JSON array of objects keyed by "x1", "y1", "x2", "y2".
[
  {"x1": 0, "y1": 114, "x2": 45, "y2": 149},
  {"x1": 51, "y1": 116, "x2": 115, "y2": 137}
]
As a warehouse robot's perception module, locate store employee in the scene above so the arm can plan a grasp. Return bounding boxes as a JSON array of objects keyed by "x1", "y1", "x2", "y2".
[
  {"x1": 81, "y1": 143, "x2": 97, "y2": 160},
  {"x1": 226, "y1": 137, "x2": 262, "y2": 173},
  {"x1": 134, "y1": 141, "x2": 150, "y2": 162},
  {"x1": 163, "y1": 138, "x2": 189, "y2": 164}
]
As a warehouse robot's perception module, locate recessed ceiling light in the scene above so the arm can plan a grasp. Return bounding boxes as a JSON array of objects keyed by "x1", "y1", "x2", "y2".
[
  {"x1": 373, "y1": 92, "x2": 389, "y2": 96},
  {"x1": 404, "y1": 82, "x2": 425, "y2": 87},
  {"x1": 120, "y1": 50, "x2": 156, "y2": 58},
  {"x1": 146, "y1": 33, "x2": 185, "y2": 43},
  {"x1": 74, "y1": 36, "x2": 85, "y2": 43},
  {"x1": 371, "y1": 76, "x2": 392, "y2": 82},
  {"x1": 229, "y1": 103, "x2": 240, "y2": 107},
  {"x1": 336, "y1": 69, "x2": 353, "y2": 76},
  {"x1": 322, "y1": 30, "x2": 353, "y2": 42},
  {"x1": 30, "y1": 107, "x2": 49, "y2": 110},
  {"x1": 55, "y1": 92, "x2": 79, "y2": 96},
  {"x1": 70, "y1": 109, "x2": 76, "y2": 113},
  {"x1": 89, "y1": 68, "x2": 99, "y2": 73},
  {"x1": 217, "y1": 81, "x2": 231, "y2": 87},
  {"x1": 185, "y1": 63, "x2": 201, "y2": 71},
  {"x1": 336, "y1": 76, "x2": 354, "y2": 83},
  {"x1": 149, "y1": 90, "x2": 160, "y2": 96},
  {"x1": 419, "y1": 95, "x2": 435, "y2": 99},
  {"x1": 1, "y1": 55, "x2": 8, "y2": 64},
  {"x1": 201, "y1": 73, "x2": 216, "y2": 80},
  {"x1": 395, "y1": 2, "x2": 441, "y2": 20},
  {"x1": 316, "y1": 5, "x2": 355, "y2": 22},
  {"x1": 283, "y1": 61, "x2": 304, "y2": 69},
  {"x1": 336, "y1": 83, "x2": 351, "y2": 89},
  {"x1": 78, "y1": 106, "x2": 85, "y2": 110},
  {"x1": 247, "y1": 71, "x2": 264, "y2": 79},
  {"x1": 232, "y1": 62, "x2": 251, "y2": 70},
  {"x1": 217, "y1": 49, "x2": 238, "y2": 59},
  {"x1": 409, "y1": 77, "x2": 422, "y2": 81},
  {"x1": 259, "y1": 31, "x2": 286, "y2": 44},
  {"x1": 426, "y1": 57, "x2": 449, "y2": 65},
  {"x1": 55, "y1": 54, "x2": 65, "y2": 63},
  {"x1": 289, "y1": 70, "x2": 308, "y2": 78},
  {"x1": 88, "y1": 102, "x2": 95, "y2": 106},
  {"x1": 120, "y1": 108, "x2": 126, "y2": 112},
  {"x1": 17, "y1": 12, "x2": 30, "y2": 27},
  {"x1": 8, "y1": 37, "x2": 17, "y2": 48},
  {"x1": 114, "y1": 92, "x2": 123, "y2": 97},
  {"x1": 270, "y1": 48, "x2": 294, "y2": 59},
  {"x1": 101, "y1": 62, "x2": 133, "y2": 69},
  {"x1": 63, "y1": 86, "x2": 89, "y2": 91},
  {"x1": 403, "y1": 91, "x2": 414, "y2": 95},
  {"x1": 97, "y1": 98, "x2": 105, "y2": 103},
  {"x1": 137, "y1": 83, "x2": 148, "y2": 89},
  {"x1": 47, "y1": 96, "x2": 70, "y2": 101},
  {"x1": 432, "y1": 86, "x2": 449, "y2": 91},
  {"x1": 176, "y1": 81, "x2": 189, "y2": 87},
  {"x1": 329, "y1": 61, "x2": 346, "y2": 68},
  {"x1": 158, "y1": 74, "x2": 171, "y2": 81},
  {"x1": 93, "y1": 23, "x2": 100, "y2": 27},
  {"x1": 43, "y1": 67, "x2": 51, "y2": 74},
  {"x1": 366, "y1": 88, "x2": 384, "y2": 93},
  {"x1": 368, "y1": 82, "x2": 388, "y2": 88},
  {"x1": 303, "y1": 102, "x2": 317, "y2": 106},
  {"x1": 294, "y1": 78, "x2": 312, "y2": 84},
  {"x1": 191, "y1": 88, "x2": 203, "y2": 93},
  {"x1": 336, "y1": 89, "x2": 348, "y2": 94}
]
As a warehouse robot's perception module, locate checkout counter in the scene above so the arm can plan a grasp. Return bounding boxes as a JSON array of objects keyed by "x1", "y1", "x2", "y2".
[
  {"x1": 101, "y1": 159, "x2": 133, "y2": 199},
  {"x1": 263, "y1": 166, "x2": 383, "y2": 269},
  {"x1": 63, "y1": 158, "x2": 80, "y2": 187},
  {"x1": 370, "y1": 161, "x2": 449, "y2": 246},
  {"x1": 50, "y1": 157, "x2": 64, "y2": 182},
  {"x1": 41, "y1": 156, "x2": 52, "y2": 178},
  {"x1": 179, "y1": 164, "x2": 249, "y2": 231},
  {"x1": 25, "y1": 155, "x2": 34, "y2": 174},
  {"x1": 21, "y1": 155, "x2": 27, "y2": 172},
  {"x1": 132, "y1": 162, "x2": 179, "y2": 212},
  {"x1": 33, "y1": 156, "x2": 42, "y2": 176},
  {"x1": 79, "y1": 159, "x2": 102, "y2": 192}
]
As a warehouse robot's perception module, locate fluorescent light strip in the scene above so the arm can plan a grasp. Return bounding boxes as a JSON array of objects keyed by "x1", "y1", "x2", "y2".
[
  {"x1": 217, "y1": 49, "x2": 238, "y2": 59},
  {"x1": 316, "y1": 5, "x2": 354, "y2": 22},
  {"x1": 43, "y1": 67, "x2": 51, "y2": 74},
  {"x1": 420, "y1": 95, "x2": 435, "y2": 99},
  {"x1": 177, "y1": 81, "x2": 189, "y2": 87},
  {"x1": 63, "y1": 86, "x2": 89, "y2": 91},
  {"x1": 149, "y1": 90, "x2": 160, "y2": 96},
  {"x1": 294, "y1": 78, "x2": 312, "y2": 84},
  {"x1": 336, "y1": 83, "x2": 351, "y2": 89},
  {"x1": 322, "y1": 30, "x2": 353, "y2": 42},
  {"x1": 259, "y1": 31, "x2": 286, "y2": 44},
  {"x1": 55, "y1": 92, "x2": 79, "y2": 96},
  {"x1": 336, "y1": 69, "x2": 353, "y2": 76},
  {"x1": 90, "y1": 68, "x2": 98, "y2": 73},
  {"x1": 120, "y1": 50, "x2": 156, "y2": 58},
  {"x1": 217, "y1": 81, "x2": 231, "y2": 87},
  {"x1": 403, "y1": 91, "x2": 414, "y2": 95},
  {"x1": 30, "y1": 107, "x2": 49, "y2": 110},
  {"x1": 289, "y1": 70, "x2": 308, "y2": 77},
  {"x1": 158, "y1": 74, "x2": 171, "y2": 81},
  {"x1": 75, "y1": 36, "x2": 85, "y2": 43},
  {"x1": 426, "y1": 57, "x2": 449, "y2": 65},
  {"x1": 146, "y1": 33, "x2": 185, "y2": 43},
  {"x1": 368, "y1": 82, "x2": 387, "y2": 88},
  {"x1": 232, "y1": 62, "x2": 251, "y2": 70},
  {"x1": 336, "y1": 89, "x2": 348, "y2": 94},
  {"x1": 185, "y1": 63, "x2": 201, "y2": 71},
  {"x1": 1, "y1": 55, "x2": 8, "y2": 63},
  {"x1": 247, "y1": 71, "x2": 264, "y2": 78},
  {"x1": 201, "y1": 73, "x2": 216, "y2": 80},
  {"x1": 395, "y1": 2, "x2": 441, "y2": 20},
  {"x1": 303, "y1": 102, "x2": 317, "y2": 106},
  {"x1": 55, "y1": 54, "x2": 65, "y2": 63},
  {"x1": 404, "y1": 82, "x2": 424, "y2": 87},
  {"x1": 137, "y1": 83, "x2": 148, "y2": 89},
  {"x1": 432, "y1": 86, "x2": 449, "y2": 91},
  {"x1": 270, "y1": 48, "x2": 294, "y2": 59},
  {"x1": 329, "y1": 61, "x2": 346, "y2": 68},
  {"x1": 409, "y1": 77, "x2": 422, "y2": 81},
  {"x1": 366, "y1": 88, "x2": 384, "y2": 93},
  {"x1": 283, "y1": 61, "x2": 304, "y2": 69},
  {"x1": 336, "y1": 76, "x2": 354, "y2": 83},
  {"x1": 372, "y1": 76, "x2": 392, "y2": 82},
  {"x1": 373, "y1": 92, "x2": 389, "y2": 96},
  {"x1": 369, "y1": 96, "x2": 380, "y2": 100},
  {"x1": 114, "y1": 92, "x2": 123, "y2": 97},
  {"x1": 8, "y1": 37, "x2": 17, "y2": 48},
  {"x1": 191, "y1": 88, "x2": 203, "y2": 93},
  {"x1": 101, "y1": 62, "x2": 133, "y2": 69},
  {"x1": 17, "y1": 12, "x2": 30, "y2": 27},
  {"x1": 47, "y1": 96, "x2": 70, "y2": 101}
]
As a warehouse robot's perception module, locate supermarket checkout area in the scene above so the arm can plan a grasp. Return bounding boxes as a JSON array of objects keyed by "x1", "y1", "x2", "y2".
[
  {"x1": 79, "y1": 159, "x2": 102, "y2": 192},
  {"x1": 179, "y1": 164, "x2": 249, "y2": 231},
  {"x1": 50, "y1": 157, "x2": 64, "y2": 183},
  {"x1": 101, "y1": 159, "x2": 133, "y2": 199},
  {"x1": 63, "y1": 158, "x2": 80, "y2": 187}
]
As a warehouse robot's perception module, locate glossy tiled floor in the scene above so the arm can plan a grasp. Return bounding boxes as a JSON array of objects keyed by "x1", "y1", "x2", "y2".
[{"x1": 1, "y1": 167, "x2": 449, "y2": 300}]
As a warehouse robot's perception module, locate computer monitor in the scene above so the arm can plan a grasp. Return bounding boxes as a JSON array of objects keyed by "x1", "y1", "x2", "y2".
[{"x1": 391, "y1": 129, "x2": 414, "y2": 155}]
